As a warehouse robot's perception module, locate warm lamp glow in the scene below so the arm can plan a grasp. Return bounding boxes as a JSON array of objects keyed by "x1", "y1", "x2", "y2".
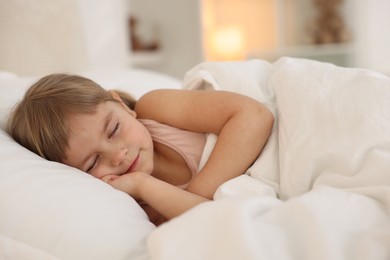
[
  {"x1": 202, "y1": 0, "x2": 277, "y2": 61},
  {"x1": 212, "y1": 26, "x2": 245, "y2": 60}
]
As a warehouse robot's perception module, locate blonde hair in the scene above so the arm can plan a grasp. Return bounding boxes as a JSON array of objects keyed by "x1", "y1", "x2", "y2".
[{"x1": 6, "y1": 74, "x2": 136, "y2": 162}]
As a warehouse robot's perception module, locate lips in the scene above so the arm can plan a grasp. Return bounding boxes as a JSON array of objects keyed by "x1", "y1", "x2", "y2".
[{"x1": 127, "y1": 153, "x2": 140, "y2": 173}]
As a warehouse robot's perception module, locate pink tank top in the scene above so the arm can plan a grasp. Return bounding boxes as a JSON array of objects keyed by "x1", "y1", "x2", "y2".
[{"x1": 139, "y1": 119, "x2": 207, "y2": 188}]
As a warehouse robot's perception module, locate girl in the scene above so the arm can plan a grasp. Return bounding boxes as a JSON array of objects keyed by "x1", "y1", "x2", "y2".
[{"x1": 7, "y1": 74, "x2": 273, "y2": 225}]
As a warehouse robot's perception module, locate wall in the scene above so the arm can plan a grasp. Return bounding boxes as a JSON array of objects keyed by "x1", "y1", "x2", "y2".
[
  {"x1": 129, "y1": 0, "x2": 204, "y2": 79},
  {"x1": 352, "y1": 0, "x2": 390, "y2": 74}
]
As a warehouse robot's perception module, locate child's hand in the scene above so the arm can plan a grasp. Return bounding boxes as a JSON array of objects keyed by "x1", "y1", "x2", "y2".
[
  {"x1": 103, "y1": 172, "x2": 148, "y2": 200},
  {"x1": 101, "y1": 174, "x2": 120, "y2": 184}
]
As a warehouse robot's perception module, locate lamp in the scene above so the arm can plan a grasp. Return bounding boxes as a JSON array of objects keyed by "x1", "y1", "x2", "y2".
[
  {"x1": 211, "y1": 26, "x2": 245, "y2": 60},
  {"x1": 202, "y1": 0, "x2": 277, "y2": 61}
]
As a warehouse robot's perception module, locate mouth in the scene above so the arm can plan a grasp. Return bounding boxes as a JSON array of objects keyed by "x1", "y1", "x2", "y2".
[{"x1": 127, "y1": 153, "x2": 140, "y2": 173}]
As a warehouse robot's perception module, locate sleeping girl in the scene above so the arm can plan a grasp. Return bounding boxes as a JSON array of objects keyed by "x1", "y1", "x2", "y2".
[{"x1": 6, "y1": 74, "x2": 273, "y2": 225}]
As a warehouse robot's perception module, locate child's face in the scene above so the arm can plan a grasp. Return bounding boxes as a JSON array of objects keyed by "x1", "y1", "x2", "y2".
[{"x1": 62, "y1": 101, "x2": 154, "y2": 180}]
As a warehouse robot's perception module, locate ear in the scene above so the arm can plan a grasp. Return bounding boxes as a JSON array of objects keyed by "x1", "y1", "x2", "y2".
[
  {"x1": 109, "y1": 90, "x2": 122, "y2": 102},
  {"x1": 109, "y1": 90, "x2": 137, "y2": 117}
]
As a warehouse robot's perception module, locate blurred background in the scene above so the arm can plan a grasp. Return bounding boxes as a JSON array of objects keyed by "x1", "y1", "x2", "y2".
[
  {"x1": 1, "y1": 0, "x2": 389, "y2": 79},
  {"x1": 130, "y1": 0, "x2": 390, "y2": 78}
]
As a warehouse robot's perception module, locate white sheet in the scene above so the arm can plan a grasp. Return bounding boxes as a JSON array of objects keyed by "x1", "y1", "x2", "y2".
[{"x1": 147, "y1": 57, "x2": 390, "y2": 260}]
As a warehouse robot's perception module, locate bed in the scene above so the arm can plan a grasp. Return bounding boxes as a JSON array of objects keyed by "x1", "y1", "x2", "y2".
[
  {"x1": 1, "y1": 57, "x2": 390, "y2": 260},
  {"x1": 149, "y1": 57, "x2": 390, "y2": 260},
  {"x1": 1, "y1": 1, "x2": 389, "y2": 260}
]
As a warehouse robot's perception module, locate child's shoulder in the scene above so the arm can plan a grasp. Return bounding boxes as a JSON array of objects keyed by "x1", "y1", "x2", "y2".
[{"x1": 135, "y1": 89, "x2": 184, "y2": 117}]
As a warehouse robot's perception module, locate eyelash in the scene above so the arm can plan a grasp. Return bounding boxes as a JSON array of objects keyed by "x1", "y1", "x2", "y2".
[
  {"x1": 87, "y1": 156, "x2": 99, "y2": 173},
  {"x1": 87, "y1": 123, "x2": 120, "y2": 173},
  {"x1": 109, "y1": 123, "x2": 120, "y2": 139}
]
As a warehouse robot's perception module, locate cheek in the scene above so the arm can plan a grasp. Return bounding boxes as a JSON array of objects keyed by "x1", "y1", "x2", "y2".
[
  {"x1": 124, "y1": 122, "x2": 153, "y2": 146},
  {"x1": 140, "y1": 126, "x2": 154, "y2": 147}
]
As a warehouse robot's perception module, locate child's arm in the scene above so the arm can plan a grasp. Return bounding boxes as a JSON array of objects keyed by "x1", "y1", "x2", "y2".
[
  {"x1": 104, "y1": 172, "x2": 209, "y2": 221},
  {"x1": 141, "y1": 204, "x2": 167, "y2": 226},
  {"x1": 135, "y1": 89, "x2": 274, "y2": 199}
]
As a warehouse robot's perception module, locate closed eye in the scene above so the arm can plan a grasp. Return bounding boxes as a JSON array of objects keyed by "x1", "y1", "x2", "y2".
[
  {"x1": 109, "y1": 123, "x2": 120, "y2": 139},
  {"x1": 86, "y1": 155, "x2": 99, "y2": 173}
]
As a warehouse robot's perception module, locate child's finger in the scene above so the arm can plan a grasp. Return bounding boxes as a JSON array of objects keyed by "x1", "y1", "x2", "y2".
[{"x1": 101, "y1": 175, "x2": 119, "y2": 183}]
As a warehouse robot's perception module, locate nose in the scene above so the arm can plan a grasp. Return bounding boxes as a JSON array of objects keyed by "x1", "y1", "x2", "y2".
[{"x1": 111, "y1": 147, "x2": 128, "y2": 166}]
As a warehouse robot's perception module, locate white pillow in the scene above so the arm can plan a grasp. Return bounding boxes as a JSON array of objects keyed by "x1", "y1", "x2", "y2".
[
  {"x1": 0, "y1": 130, "x2": 154, "y2": 259},
  {"x1": 0, "y1": 69, "x2": 181, "y2": 259},
  {"x1": 272, "y1": 58, "x2": 390, "y2": 199}
]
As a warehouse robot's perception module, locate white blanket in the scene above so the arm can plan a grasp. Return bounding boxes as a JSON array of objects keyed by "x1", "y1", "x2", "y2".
[{"x1": 147, "y1": 58, "x2": 390, "y2": 260}]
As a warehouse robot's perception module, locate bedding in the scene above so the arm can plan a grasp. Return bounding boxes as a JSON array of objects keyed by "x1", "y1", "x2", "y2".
[
  {"x1": 1, "y1": 57, "x2": 389, "y2": 260},
  {"x1": 146, "y1": 57, "x2": 390, "y2": 260}
]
